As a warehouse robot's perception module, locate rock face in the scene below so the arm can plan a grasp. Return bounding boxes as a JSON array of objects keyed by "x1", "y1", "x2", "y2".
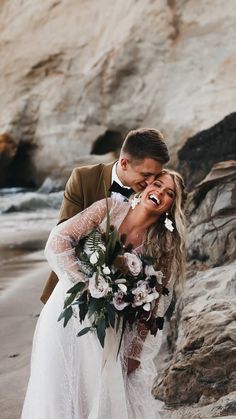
[
  {"x1": 187, "y1": 160, "x2": 236, "y2": 268},
  {"x1": 1, "y1": 0, "x2": 236, "y2": 185},
  {"x1": 160, "y1": 391, "x2": 236, "y2": 419},
  {"x1": 178, "y1": 113, "x2": 236, "y2": 190},
  {"x1": 152, "y1": 158, "x2": 236, "y2": 411},
  {"x1": 153, "y1": 261, "x2": 236, "y2": 406}
]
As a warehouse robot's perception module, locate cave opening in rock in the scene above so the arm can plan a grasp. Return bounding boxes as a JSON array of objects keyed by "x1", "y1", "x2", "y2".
[
  {"x1": 5, "y1": 142, "x2": 37, "y2": 188},
  {"x1": 91, "y1": 130, "x2": 124, "y2": 156}
]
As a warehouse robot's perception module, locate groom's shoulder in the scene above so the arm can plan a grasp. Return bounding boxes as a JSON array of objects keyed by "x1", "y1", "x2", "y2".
[{"x1": 71, "y1": 161, "x2": 114, "y2": 178}]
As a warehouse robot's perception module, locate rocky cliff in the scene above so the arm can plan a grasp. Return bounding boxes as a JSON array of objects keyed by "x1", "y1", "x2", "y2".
[
  {"x1": 0, "y1": 0, "x2": 236, "y2": 186},
  {"x1": 153, "y1": 160, "x2": 236, "y2": 417}
]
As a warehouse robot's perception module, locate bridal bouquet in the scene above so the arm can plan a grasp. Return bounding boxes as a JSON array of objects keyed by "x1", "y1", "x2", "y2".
[{"x1": 58, "y1": 199, "x2": 168, "y2": 348}]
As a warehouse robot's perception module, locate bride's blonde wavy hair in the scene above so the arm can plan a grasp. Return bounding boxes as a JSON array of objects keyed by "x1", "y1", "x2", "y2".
[{"x1": 142, "y1": 169, "x2": 187, "y2": 288}]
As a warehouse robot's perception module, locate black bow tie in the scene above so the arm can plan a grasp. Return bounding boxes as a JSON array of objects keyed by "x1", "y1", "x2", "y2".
[{"x1": 109, "y1": 181, "x2": 134, "y2": 198}]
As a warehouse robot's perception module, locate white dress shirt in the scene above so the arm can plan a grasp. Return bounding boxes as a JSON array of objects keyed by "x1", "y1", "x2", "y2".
[{"x1": 111, "y1": 162, "x2": 132, "y2": 202}]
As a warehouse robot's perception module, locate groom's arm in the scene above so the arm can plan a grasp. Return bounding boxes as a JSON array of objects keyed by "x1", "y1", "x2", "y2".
[{"x1": 58, "y1": 168, "x2": 85, "y2": 223}]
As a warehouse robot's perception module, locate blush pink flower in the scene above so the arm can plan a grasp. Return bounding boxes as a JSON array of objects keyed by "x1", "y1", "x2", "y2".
[
  {"x1": 132, "y1": 280, "x2": 149, "y2": 307},
  {"x1": 112, "y1": 291, "x2": 130, "y2": 311},
  {"x1": 88, "y1": 273, "x2": 110, "y2": 298},
  {"x1": 123, "y1": 253, "x2": 142, "y2": 276}
]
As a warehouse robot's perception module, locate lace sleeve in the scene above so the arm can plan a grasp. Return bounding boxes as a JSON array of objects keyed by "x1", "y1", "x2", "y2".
[{"x1": 44, "y1": 199, "x2": 109, "y2": 287}]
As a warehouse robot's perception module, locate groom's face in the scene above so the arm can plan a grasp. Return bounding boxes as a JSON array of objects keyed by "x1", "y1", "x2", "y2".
[{"x1": 120, "y1": 157, "x2": 163, "y2": 192}]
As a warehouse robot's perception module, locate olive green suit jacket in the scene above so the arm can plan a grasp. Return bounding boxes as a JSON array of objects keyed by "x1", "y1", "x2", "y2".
[{"x1": 40, "y1": 161, "x2": 115, "y2": 303}]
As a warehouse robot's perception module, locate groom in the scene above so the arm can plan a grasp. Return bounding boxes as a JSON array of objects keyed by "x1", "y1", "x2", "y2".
[{"x1": 40, "y1": 128, "x2": 169, "y2": 303}]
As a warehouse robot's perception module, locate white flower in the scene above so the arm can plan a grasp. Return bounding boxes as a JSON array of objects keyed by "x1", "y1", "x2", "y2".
[
  {"x1": 115, "y1": 278, "x2": 127, "y2": 284},
  {"x1": 102, "y1": 266, "x2": 111, "y2": 275},
  {"x1": 143, "y1": 303, "x2": 151, "y2": 311},
  {"x1": 145, "y1": 265, "x2": 164, "y2": 284},
  {"x1": 88, "y1": 273, "x2": 110, "y2": 298},
  {"x1": 83, "y1": 242, "x2": 93, "y2": 256},
  {"x1": 145, "y1": 291, "x2": 159, "y2": 303},
  {"x1": 98, "y1": 243, "x2": 106, "y2": 252},
  {"x1": 124, "y1": 252, "x2": 142, "y2": 276},
  {"x1": 113, "y1": 291, "x2": 129, "y2": 311},
  {"x1": 89, "y1": 251, "x2": 99, "y2": 265},
  {"x1": 118, "y1": 283, "x2": 127, "y2": 294},
  {"x1": 145, "y1": 265, "x2": 156, "y2": 277}
]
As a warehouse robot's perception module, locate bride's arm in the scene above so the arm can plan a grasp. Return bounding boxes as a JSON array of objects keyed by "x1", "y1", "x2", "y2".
[
  {"x1": 45, "y1": 199, "x2": 110, "y2": 286},
  {"x1": 127, "y1": 277, "x2": 175, "y2": 374},
  {"x1": 127, "y1": 321, "x2": 149, "y2": 374}
]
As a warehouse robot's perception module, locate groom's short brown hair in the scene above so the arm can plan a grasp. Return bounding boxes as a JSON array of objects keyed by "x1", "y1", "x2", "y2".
[{"x1": 121, "y1": 128, "x2": 169, "y2": 164}]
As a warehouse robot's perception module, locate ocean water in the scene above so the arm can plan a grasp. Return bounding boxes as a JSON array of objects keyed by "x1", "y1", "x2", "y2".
[
  {"x1": 0, "y1": 187, "x2": 63, "y2": 214},
  {"x1": 0, "y1": 188, "x2": 63, "y2": 264}
]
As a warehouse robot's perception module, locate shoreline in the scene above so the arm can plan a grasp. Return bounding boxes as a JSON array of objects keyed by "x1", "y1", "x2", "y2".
[
  {"x1": 0, "y1": 250, "x2": 50, "y2": 418},
  {"x1": 0, "y1": 214, "x2": 54, "y2": 418}
]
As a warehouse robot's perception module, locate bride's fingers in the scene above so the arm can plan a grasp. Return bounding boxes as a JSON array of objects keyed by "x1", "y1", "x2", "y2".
[{"x1": 127, "y1": 358, "x2": 140, "y2": 374}]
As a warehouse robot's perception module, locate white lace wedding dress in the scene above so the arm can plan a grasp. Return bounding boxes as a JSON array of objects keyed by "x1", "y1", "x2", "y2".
[{"x1": 21, "y1": 198, "x2": 174, "y2": 419}]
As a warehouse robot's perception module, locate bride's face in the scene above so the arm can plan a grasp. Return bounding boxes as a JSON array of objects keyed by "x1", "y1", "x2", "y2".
[{"x1": 141, "y1": 174, "x2": 176, "y2": 214}]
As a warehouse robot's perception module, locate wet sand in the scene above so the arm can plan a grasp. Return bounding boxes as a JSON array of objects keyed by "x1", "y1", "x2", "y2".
[{"x1": 0, "y1": 226, "x2": 50, "y2": 418}]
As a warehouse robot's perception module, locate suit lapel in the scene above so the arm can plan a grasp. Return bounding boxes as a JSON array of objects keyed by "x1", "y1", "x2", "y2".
[{"x1": 96, "y1": 161, "x2": 115, "y2": 199}]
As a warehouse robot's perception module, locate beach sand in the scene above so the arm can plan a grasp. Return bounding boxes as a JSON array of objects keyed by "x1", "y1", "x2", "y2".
[{"x1": 0, "y1": 225, "x2": 50, "y2": 418}]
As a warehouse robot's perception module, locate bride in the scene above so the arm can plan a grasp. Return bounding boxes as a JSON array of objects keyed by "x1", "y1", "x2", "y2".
[{"x1": 21, "y1": 169, "x2": 187, "y2": 419}]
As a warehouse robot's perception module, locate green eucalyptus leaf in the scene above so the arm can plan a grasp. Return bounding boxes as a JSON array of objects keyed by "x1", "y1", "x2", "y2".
[
  {"x1": 58, "y1": 309, "x2": 67, "y2": 322},
  {"x1": 96, "y1": 317, "x2": 107, "y2": 348},
  {"x1": 67, "y1": 282, "x2": 85, "y2": 294},
  {"x1": 116, "y1": 314, "x2": 121, "y2": 333},
  {"x1": 117, "y1": 316, "x2": 126, "y2": 357},
  {"x1": 63, "y1": 293, "x2": 76, "y2": 308},
  {"x1": 88, "y1": 298, "x2": 104, "y2": 318},
  {"x1": 106, "y1": 303, "x2": 116, "y2": 328},
  {"x1": 77, "y1": 326, "x2": 92, "y2": 337},
  {"x1": 59, "y1": 306, "x2": 73, "y2": 328},
  {"x1": 104, "y1": 185, "x2": 110, "y2": 243},
  {"x1": 79, "y1": 303, "x2": 88, "y2": 323}
]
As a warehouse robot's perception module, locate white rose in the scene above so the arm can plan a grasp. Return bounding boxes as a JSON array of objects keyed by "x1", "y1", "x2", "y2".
[
  {"x1": 88, "y1": 273, "x2": 110, "y2": 298},
  {"x1": 124, "y1": 252, "x2": 142, "y2": 276}
]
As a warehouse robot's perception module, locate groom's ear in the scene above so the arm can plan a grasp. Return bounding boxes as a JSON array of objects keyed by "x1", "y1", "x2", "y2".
[{"x1": 120, "y1": 157, "x2": 130, "y2": 171}]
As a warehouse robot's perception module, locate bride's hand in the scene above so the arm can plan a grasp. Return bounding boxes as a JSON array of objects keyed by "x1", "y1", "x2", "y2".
[
  {"x1": 127, "y1": 358, "x2": 140, "y2": 374},
  {"x1": 127, "y1": 321, "x2": 149, "y2": 374}
]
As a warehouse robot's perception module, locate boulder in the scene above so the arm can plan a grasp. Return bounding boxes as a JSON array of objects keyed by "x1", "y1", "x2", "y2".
[
  {"x1": 153, "y1": 261, "x2": 236, "y2": 406},
  {"x1": 178, "y1": 113, "x2": 236, "y2": 190},
  {"x1": 186, "y1": 160, "x2": 236, "y2": 268},
  {"x1": 159, "y1": 390, "x2": 236, "y2": 418}
]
